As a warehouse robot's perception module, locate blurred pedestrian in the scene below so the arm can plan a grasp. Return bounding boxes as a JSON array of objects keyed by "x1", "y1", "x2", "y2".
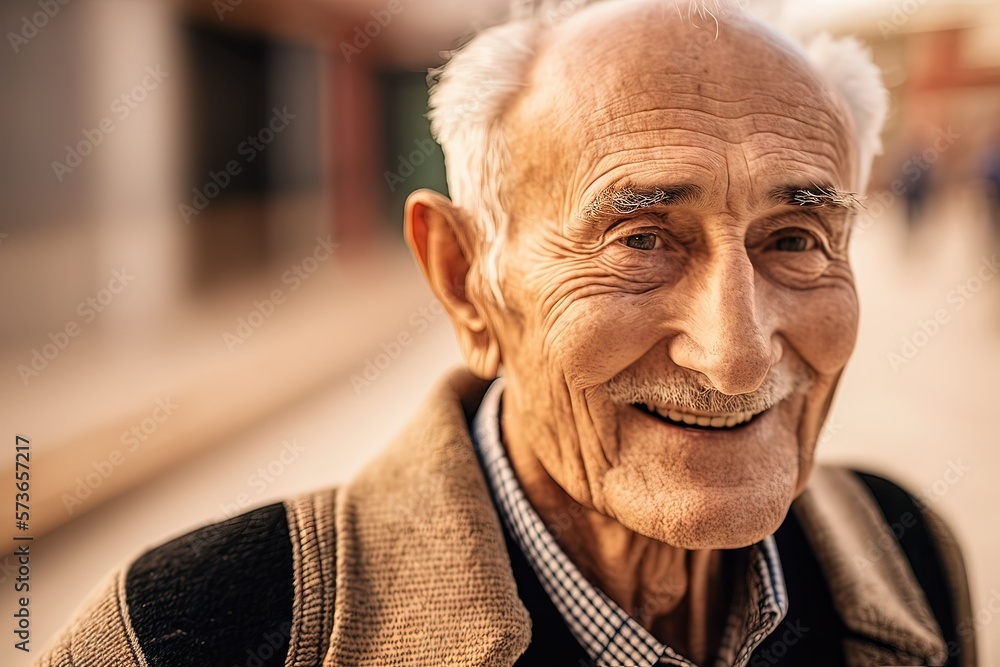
[
  {"x1": 901, "y1": 140, "x2": 934, "y2": 233},
  {"x1": 984, "y1": 141, "x2": 1000, "y2": 243}
]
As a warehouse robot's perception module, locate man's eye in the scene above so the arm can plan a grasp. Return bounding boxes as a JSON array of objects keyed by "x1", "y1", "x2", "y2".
[
  {"x1": 773, "y1": 235, "x2": 814, "y2": 252},
  {"x1": 621, "y1": 233, "x2": 661, "y2": 250}
]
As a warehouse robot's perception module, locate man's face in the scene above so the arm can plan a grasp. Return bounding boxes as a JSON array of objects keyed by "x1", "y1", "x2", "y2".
[{"x1": 489, "y1": 3, "x2": 859, "y2": 549}]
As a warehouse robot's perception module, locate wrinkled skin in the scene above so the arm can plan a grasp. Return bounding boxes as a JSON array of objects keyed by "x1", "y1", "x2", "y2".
[{"x1": 406, "y1": 0, "x2": 860, "y2": 660}]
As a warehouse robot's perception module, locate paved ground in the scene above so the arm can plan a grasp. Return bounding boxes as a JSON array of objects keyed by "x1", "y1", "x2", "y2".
[{"x1": 3, "y1": 198, "x2": 998, "y2": 665}]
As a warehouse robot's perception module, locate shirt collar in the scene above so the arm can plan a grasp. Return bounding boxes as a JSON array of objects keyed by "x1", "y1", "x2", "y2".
[{"x1": 471, "y1": 377, "x2": 789, "y2": 667}]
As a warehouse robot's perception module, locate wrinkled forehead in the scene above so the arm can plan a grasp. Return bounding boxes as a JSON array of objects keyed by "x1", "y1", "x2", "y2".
[{"x1": 502, "y1": 3, "x2": 857, "y2": 217}]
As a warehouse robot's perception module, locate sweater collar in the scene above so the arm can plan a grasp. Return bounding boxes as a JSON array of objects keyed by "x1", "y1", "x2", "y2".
[
  {"x1": 792, "y1": 467, "x2": 948, "y2": 663},
  {"x1": 328, "y1": 368, "x2": 531, "y2": 666}
]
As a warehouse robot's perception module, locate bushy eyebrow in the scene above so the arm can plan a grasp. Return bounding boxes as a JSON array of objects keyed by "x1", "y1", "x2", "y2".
[
  {"x1": 579, "y1": 184, "x2": 702, "y2": 223},
  {"x1": 769, "y1": 184, "x2": 862, "y2": 212}
]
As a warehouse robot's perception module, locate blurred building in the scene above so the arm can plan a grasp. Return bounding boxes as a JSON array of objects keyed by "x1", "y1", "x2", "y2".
[
  {"x1": 0, "y1": 0, "x2": 515, "y2": 344},
  {"x1": 765, "y1": 0, "x2": 1000, "y2": 230},
  {"x1": 0, "y1": 0, "x2": 519, "y2": 536}
]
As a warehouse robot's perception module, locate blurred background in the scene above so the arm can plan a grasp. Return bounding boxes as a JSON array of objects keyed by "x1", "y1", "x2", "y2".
[{"x1": 1, "y1": 0, "x2": 999, "y2": 664}]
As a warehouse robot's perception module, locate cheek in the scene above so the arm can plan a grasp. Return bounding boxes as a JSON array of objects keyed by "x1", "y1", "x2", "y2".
[
  {"x1": 780, "y1": 283, "x2": 859, "y2": 376},
  {"x1": 543, "y1": 294, "x2": 669, "y2": 388},
  {"x1": 503, "y1": 246, "x2": 659, "y2": 387}
]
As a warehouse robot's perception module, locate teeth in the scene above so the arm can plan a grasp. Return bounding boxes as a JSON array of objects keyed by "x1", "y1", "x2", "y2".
[{"x1": 638, "y1": 404, "x2": 761, "y2": 429}]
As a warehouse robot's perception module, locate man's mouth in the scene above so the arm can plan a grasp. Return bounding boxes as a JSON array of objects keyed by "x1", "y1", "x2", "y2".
[{"x1": 630, "y1": 402, "x2": 765, "y2": 430}]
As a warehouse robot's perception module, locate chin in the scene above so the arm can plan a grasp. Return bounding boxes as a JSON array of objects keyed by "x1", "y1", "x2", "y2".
[
  {"x1": 594, "y1": 391, "x2": 805, "y2": 548},
  {"x1": 601, "y1": 467, "x2": 797, "y2": 550}
]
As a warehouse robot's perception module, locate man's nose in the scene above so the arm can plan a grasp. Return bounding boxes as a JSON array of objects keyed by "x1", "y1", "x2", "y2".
[{"x1": 668, "y1": 246, "x2": 773, "y2": 396}]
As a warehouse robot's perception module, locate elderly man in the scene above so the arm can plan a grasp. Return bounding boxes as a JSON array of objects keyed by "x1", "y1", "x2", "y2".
[{"x1": 37, "y1": 1, "x2": 975, "y2": 666}]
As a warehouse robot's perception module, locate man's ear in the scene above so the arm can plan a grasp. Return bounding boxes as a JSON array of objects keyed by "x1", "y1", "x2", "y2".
[{"x1": 404, "y1": 189, "x2": 501, "y2": 379}]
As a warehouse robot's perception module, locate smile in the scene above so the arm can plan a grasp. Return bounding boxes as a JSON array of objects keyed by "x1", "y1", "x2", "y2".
[{"x1": 630, "y1": 403, "x2": 765, "y2": 430}]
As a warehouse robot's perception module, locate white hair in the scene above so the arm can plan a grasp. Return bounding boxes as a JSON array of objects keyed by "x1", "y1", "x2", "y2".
[
  {"x1": 802, "y1": 31, "x2": 889, "y2": 192},
  {"x1": 427, "y1": 0, "x2": 888, "y2": 305}
]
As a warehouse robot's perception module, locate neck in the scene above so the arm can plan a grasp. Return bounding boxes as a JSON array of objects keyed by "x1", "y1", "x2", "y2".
[{"x1": 501, "y1": 409, "x2": 731, "y2": 662}]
